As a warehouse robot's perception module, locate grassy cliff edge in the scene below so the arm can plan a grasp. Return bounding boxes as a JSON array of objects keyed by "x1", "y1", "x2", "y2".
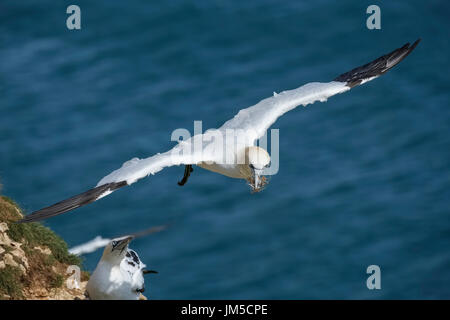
[{"x1": 0, "y1": 195, "x2": 88, "y2": 299}]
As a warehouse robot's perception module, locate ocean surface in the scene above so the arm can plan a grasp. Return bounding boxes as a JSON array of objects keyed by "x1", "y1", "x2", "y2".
[{"x1": 1, "y1": 1, "x2": 449, "y2": 299}]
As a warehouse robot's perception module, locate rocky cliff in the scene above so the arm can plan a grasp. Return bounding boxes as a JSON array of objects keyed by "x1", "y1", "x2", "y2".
[{"x1": 0, "y1": 195, "x2": 88, "y2": 300}]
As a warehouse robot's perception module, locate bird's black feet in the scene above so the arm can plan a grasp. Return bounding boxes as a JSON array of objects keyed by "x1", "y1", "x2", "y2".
[{"x1": 178, "y1": 165, "x2": 193, "y2": 186}]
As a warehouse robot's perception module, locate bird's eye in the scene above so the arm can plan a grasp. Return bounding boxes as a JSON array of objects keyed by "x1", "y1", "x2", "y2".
[{"x1": 112, "y1": 241, "x2": 117, "y2": 247}]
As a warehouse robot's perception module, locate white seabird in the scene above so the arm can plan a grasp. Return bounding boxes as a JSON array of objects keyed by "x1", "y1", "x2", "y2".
[
  {"x1": 86, "y1": 236, "x2": 157, "y2": 300},
  {"x1": 20, "y1": 39, "x2": 420, "y2": 223}
]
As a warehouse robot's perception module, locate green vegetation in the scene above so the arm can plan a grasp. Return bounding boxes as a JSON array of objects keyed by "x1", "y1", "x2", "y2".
[
  {"x1": 0, "y1": 266, "x2": 24, "y2": 299},
  {"x1": 0, "y1": 194, "x2": 85, "y2": 299},
  {"x1": 1, "y1": 196, "x2": 17, "y2": 207},
  {"x1": 49, "y1": 274, "x2": 64, "y2": 288},
  {"x1": 1, "y1": 196, "x2": 81, "y2": 266}
]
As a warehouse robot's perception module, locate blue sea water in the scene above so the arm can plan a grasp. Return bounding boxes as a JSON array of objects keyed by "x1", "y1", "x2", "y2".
[{"x1": 1, "y1": 1, "x2": 449, "y2": 299}]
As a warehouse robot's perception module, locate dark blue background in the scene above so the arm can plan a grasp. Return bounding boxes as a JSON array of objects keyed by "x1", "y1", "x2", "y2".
[{"x1": 1, "y1": 1, "x2": 449, "y2": 298}]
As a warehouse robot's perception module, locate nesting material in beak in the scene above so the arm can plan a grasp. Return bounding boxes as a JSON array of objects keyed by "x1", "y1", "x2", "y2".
[{"x1": 249, "y1": 168, "x2": 268, "y2": 193}]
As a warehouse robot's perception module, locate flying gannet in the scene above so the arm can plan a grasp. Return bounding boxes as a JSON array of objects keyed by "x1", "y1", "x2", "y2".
[
  {"x1": 19, "y1": 39, "x2": 420, "y2": 223},
  {"x1": 86, "y1": 236, "x2": 158, "y2": 300}
]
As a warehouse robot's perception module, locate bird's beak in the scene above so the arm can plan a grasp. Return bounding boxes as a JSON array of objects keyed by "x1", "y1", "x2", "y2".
[
  {"x1": 143, "y1": 270, "x2": 158, "y2": 275},
  {"x1": 253, "y1": 168, "x2": 260, "y2": 188},
  {"x1": 251, "y1": 168, "x2": 266, "y2": 192},
  {"x1": 114, "y1": 236, "x2": 134, "y2": 251}
]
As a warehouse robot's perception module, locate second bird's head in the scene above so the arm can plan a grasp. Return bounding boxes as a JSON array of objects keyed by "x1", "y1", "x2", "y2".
[
  {"x1": 241, "y1": 146, "x2": 271, "y2": 192},
  {"x1": 102, "y1": 235, "x2": 134, "y2": 261}
]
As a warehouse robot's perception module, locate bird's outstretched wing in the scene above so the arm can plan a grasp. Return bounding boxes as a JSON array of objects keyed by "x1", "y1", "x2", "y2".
[
  {"x1": 69, "y1": 225, "x2": 167, "y2": 255},
  {"x1": 19, "y1": 40, "x2": 420, "y2": 223},
  {"x1": 19, "y1": 139, "x2": 216, "y2": 223},
  {"x1": 220, "y1": 39, "x2": 420, "y2": 141}
]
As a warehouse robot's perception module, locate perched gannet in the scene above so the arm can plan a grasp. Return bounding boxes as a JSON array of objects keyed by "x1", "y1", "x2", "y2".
[
  {"x1": 20, "y1": 39, "x2": 420, "y2": 223},
  {"x1": 86, "y1": 236, "x2": 157, "y2": 300}
]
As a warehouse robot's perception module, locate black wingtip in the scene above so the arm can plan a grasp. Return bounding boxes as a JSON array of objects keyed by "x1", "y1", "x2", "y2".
[
  {"x1": 334, "y1": 38, "x2": 421, "y2": 88},
  {"x1": 408, "y1": 38, "x2": 421, "y2": 55},
  {"x1": 128, "y1": 224, "x2": 168, "y2": 239},
  {"x1": 17, "y1": 181, "x2": 127, "y2": 223},
  {"x1": 412, "y1": 38, "x2": 421, "y2": 48}
]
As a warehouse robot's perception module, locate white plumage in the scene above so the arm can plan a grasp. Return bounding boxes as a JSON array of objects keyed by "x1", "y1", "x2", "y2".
[
  {"x1": 95, "y1": 82, "x2": 348, "y2": 187},
  {"x1": 86, "y1": 236, "x2": 155, "y2": 300},
  {"x1": 19, "y1": 39, "x2": 420, "y2": 223}
]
